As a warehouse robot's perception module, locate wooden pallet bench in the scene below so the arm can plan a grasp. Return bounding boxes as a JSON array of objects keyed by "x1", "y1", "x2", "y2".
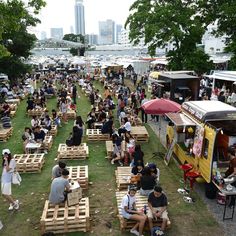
[
  {"x1": 67, "y1": 166, "x2": 89, "y2": 190},
  {"x1": 131, "y1": 126, "x2": 149, "y2": 142},
  {"x1": 9, "y1": 104, "x2": 17, "y2": 111},
  {"x1": 56, "y1": 143, "x2": 89, "y2": 161},
  {"x1": 58, "y1": 110, "x2": 76, "y2": 119},
  {"x1": 86, "y1": 129, "x2": 110, "y2": 141},
  {"x1": 116, "y1": 191, "x2": 171, "y2": 232},
  {"x1": 43, "y1": 135, "x2": 53, "y2": 151},
  {"x1": 49, "y1": 125, "x2": 58, "y2": 137},
  {"x1": 5, "y1": 98, "x2": 20, "y2": 105},
  {"x1": 105, "y1": 141, "x2": 126, "y2": 157},
  {"x1": 115, "y1": 166, "x2": 132, "y2": 190},
  {"x1": 0, "y1": 127, "x2": 13, "y2": 142},
  {"x1": 14, "y1": 153, "x2": 45, "y2": 173},
  {"x1": 27, "y1": 108, "x2": 46, "y2": 117},
  {"x1": 130, "y1": 116, "x2": 142, "y2": 126},
  {"x1": 40, "y1": 198, "x2": 90, "y2": 234},
  {"x1": 10, "y1": 110, "x2": 16, "y2": 118}
]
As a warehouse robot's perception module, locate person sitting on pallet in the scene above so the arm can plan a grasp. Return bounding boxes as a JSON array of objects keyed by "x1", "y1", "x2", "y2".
[
  {"x1": 33, "y1": 125, "x2": 46, "y2": 144},
  {"x1": 118, "y1": 117, "x2": 131, "y2": 137},
  {"x1": 140, "y1": 166, "x2": 156, "y2": 196},
  {"x1": 147, "y1": 186, "x2": 169, "y2": 235},
  {"x1": 120, "y1": 185, "x2": 147, "y2": 236},
  {"x1": 49, "y1": 169, "x2": 71, "y2": 205},
  {"x1": 110, "y1": 133, "x2": 124, "y2": 166},
  {"x1": 51, "y1": 161, "x2": 67, "y2": 180},
  {"x1": 101, "y1": 116, "x2": 114, "y2": 138}
]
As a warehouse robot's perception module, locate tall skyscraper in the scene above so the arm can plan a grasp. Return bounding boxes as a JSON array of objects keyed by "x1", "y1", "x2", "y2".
[
  {"x1": 50, "y1": 28, "x2": 63, "y2": 39},
  {"x1": 116, "y1": 24, "x2": 122, "y2": 44},
  {"x1": 98, "y1": 19, "x2": 115, "y2": 45},
  {"x1": 85, "y1": 34, "x2": 98, "y2": 45},
  {"x1": 75, "y1": 0, "x2": 85, "y2": 36},
  {"x1": 41, "y1": 31, "x2": 47, "y2": 40}
]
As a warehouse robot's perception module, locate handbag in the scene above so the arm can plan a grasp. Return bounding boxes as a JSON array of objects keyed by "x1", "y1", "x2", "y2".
[{"x1": 12, "y1": 172, "x2": 22, "y2": 185}]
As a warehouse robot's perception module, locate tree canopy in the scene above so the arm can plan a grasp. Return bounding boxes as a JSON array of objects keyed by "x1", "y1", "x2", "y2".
[
  {"x1": 0, "y1": 0, "x2": 46, "y2": 80},
  {"x1": 125, "y1": 0, "x2": 222, "y2": 74},
  {"x1": 63, "y1": 34, "x2": 86, "y2": 56}
]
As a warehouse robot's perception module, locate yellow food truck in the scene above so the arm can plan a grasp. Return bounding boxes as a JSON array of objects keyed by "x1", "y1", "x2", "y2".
[{"x1": 166, "y1": 101, "x2": 236, "y2": 183}]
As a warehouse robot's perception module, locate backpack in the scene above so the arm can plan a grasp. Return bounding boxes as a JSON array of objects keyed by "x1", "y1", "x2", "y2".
[{"x1": 152, "y1": 226, "x2": 164, "y2": 236}]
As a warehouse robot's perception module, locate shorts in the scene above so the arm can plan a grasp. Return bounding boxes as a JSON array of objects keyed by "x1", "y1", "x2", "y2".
[
  {"x1": 121, "y1": 209, "x2": 133, "y2": 219},
  {"x1": 147, "y1": 207, "x2": 169, "y2": 220},
  {"x1": 1, "y1": 183, "x2": 12, "y2": 195}
]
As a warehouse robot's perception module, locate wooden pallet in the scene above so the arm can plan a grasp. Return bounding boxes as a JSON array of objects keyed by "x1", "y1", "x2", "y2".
[
  {"x1": 131, "y1": 126, "x2": 149, "y2": 142},
  {"x1": 5, "y1": 98, "x2": 20, "y2": 105},
  {"x1": 58, "y1": 110, "x2": 76, "y2": 119},
  {"x1": 0, "y1": 128, "x2": 13, "y2": 142},
  {"x1": 115, "y1": 167, "x2": 132, "y2": 190},
  {"x1": 116, "y1": 191, "x2": 171, "y2": 231},
  {"x1": 10, "y1": 110, "x2": 16, "y2": 118},
  {"x1": 130, "y1": 116, "x2": 142, "y2": 126},
  {"x1": 105, "y1": 141, "x2": 126, "y2": 157},
  {"x1": 49, "y1": 125, "x2": 58, "y2": 137},
  {"x1": 86, "y1": 129, "x2": 110, "y2": 141},
  {"x1": 27, "y1": 108, "x2": 46, "y2": 117},
  {"x1": 9, "y1": 104, "x2": 17, "y2": 111},
  {"x1": 67, "y1": 166, "x2": 88, "y2": 190},
  {"x1": 43, "y1": 135, "x2": 53, "y2": 150},
  {"x1": 14, "y1": 153, "x2": 45, "y2": 173},
  {"x1": 56, "y1": 143, "x2": 89, "y2": 161},
  {"x1": 40, "y1": 198, "x2": 90, "y2": 234}
]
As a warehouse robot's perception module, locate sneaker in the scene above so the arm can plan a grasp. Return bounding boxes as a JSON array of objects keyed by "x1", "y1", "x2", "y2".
[
  {"x1": 130, "y1": 229, "x2": 139, "y2": 236},
  {"x1": 8, "y1": 203, "x2": 14, "y2": 211},
  {"x1": 13, "y1": 200, "x2": 19, "y2": 210},
  {"x1": 111, "y1": 159, "x2": 115, "y2": 165}
]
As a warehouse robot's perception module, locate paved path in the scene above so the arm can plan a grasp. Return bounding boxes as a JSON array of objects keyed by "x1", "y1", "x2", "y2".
[{"x1": 148, "y1": 117, "x2": 235, "y2": 236}]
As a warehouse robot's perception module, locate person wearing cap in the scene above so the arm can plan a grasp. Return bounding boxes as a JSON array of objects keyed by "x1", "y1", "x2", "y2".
[
  {"x1": 49, "y1": 169, "x2": 71, "y2": 205},
  {"x1": 51, "y1": 161, "x2": 67, "y2": 179},
  {"x1": 120, "y1": 186, "x2": 147, "y2": 236},
  {"x1": 147, "y1": 186, "x2": 169, "y2": 234},
  {"x1": 1, "y1": 149, "x2": 19, "y2": 210}
]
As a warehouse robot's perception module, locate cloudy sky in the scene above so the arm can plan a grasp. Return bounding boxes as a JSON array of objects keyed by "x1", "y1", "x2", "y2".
[{"x1": 32, "y1": 0, "x2": 135, "y2": 38}]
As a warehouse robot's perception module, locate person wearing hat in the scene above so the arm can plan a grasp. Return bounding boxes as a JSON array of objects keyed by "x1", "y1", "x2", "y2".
[
  {"x1": 1, "y1": 149, "x2": 19, "y2": 210},
  {"x1": 120, "y1": 185, "x2": 147, "y2": 236}
]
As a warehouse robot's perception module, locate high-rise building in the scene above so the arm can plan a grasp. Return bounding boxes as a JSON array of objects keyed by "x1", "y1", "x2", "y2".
[
  {"x1": 116, "y1": 24, "x2": 122, "y2": 44},
  {"x1": 98, "y1": 19, "x2": 115, "y2": 45},
  {"x1": 85, "y1": 34, "x2": 98, "y2": 45},
  {"x1": 50, "y1": 28, "x2": 63, "y2": 39},
  {"x1": 41, "y1": 31, "x2": 47, "y2": 40},
  {"x1": 75, "y1": 0, "x2": 85, "y2": 35}
]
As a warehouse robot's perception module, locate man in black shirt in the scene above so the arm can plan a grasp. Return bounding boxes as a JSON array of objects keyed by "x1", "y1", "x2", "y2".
[{"x1": 147, "y1": 186, "x2": 169, "y2": 233}]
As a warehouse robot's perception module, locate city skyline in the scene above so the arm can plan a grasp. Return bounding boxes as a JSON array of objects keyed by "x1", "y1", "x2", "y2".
[{"x1": 31, "y1": 0, "x2": 135, "y2": 38}]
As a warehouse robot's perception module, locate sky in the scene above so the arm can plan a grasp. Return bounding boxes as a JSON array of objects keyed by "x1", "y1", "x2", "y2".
[{"x1": 31, "y1": 0, "x2": 135, "y2": 38}]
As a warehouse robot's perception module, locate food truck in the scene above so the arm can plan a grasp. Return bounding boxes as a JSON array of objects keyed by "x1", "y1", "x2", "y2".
[{"x1": 166, "y1": 101, "x2": 236, "y2": 183}]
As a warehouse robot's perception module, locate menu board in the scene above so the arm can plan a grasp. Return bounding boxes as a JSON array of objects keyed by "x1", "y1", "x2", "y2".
[{"x1": 192, "y1": 126, "x2": 205, "y2": 157}]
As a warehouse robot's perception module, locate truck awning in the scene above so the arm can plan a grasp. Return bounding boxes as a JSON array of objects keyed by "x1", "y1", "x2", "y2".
[{"x1": 166, "y1": 113, "x2": 196, "y2": 126}]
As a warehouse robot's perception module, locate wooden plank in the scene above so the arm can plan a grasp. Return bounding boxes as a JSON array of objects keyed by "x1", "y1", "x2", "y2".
[
  {"x1": 86, "y1": 129, "x2": 110, "y2": 141},
  {"x1": 67, "y1": 166, "x2": 88, "y2": 190}
]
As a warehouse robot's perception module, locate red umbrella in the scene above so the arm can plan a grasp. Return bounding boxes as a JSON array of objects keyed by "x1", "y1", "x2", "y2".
[{"x1": 141, "y1": 98, "x2": 181, "y2": 114}]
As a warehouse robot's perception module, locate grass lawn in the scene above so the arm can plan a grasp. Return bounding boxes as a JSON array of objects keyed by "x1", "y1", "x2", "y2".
[{"x1": 0, "y1": 79, "x2": 223, "y2": 236}]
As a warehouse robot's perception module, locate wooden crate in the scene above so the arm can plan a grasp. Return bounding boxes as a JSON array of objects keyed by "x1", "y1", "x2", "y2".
[
  {"x1": 116, "y1": 191, "x2": 171, "y2": 231},
  {"x1": 115, "y1": 167, "x2": 132, "y2": 190},
  {"x1": 40, "y1": 198, "x2": 90, "y2": 234},
  {"x1": 67, "y1": 166, "x2": 88, "y2": 190},
  {"x1": 131, "y1": 126, "x2": 149, "y2": 142},
  {"x1": 49, "y1": 125, "x2": 58, "y2": 137},
  {"x1": 105, "y1": 141, "x2": 126, "y2": 157},
  {"x1": 27, "y1": 108, "x2": 46, "y2": 117},
  {"x1": 0, "y1": 127, "x2": 13, "y2": 142},
  {"x1": 14, "y1": 153, "x2": 45, "y2": 173},
  {"x1": 43, "y1": 135, "x2": 53, "y2": 151},
  {"x1": 56, "y1": 143, "x2": 89, "y2": 161},
  {"x1": 86, "y1": 129, "x2": 110, "y2": 141}
]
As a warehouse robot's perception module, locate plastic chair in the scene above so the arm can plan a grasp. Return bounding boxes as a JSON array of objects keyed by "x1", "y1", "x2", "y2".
[
  {"x1": 186, "y1": 171, "x2": 201, "y2": 190},
  {"x1": 180, "y1": 164, "x2": 193, "y2": 186}
]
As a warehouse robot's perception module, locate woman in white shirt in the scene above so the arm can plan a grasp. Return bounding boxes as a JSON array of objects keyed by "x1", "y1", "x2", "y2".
[
  {"x1": 1, "y1": 149, "x2": 19, "y2": 210},
  {"x1": 120, "y1": 186, "x2": 146, "y2": 236},
  {"x1": 118, "y1": 117, "x2": 131, "y2": 137},
  {"x1": 60, "y1": 98, "x2": 68, "y2": 123},
  {"x1": 31, "y1": 115, "x2": 40, "y2": 128}
]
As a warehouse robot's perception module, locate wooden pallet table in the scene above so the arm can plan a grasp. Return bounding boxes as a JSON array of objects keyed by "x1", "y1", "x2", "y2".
[
  {"x1": 43, "y1": 135, "x2": 53, "y2": 151},
  {"x1": 14, "y1": 153, "x2": 45, "y2": 173},
  {"x1": 131, "y1": 126, "x2": 149, "y2": 142},
  {"x1": 67, "y1": 166, "x2": 88, "y2": 190},
  {"x1": 56, "y1": 143, "x2": 89, "y2": 161},
  {"x1": 58, "y1": 110, "x2": 76, "y2": 119},
  {"x1": 40, "y1": 198, "x2": 90, "y2": 234},
  {"x1": 116, "y1": 191, "x2": 171, "y2": 231},
  {"x1": 86, "y1": 129, "x2": 110, "y2": 141},
  {"x1": 115, "y1": 166, "x2": 132, "y2": 190},
  {"x1": 105, "y1": 141, "x2": 126, "y2": 157},
  {"x1": 5, "y1": 98, "x2": 20, "y2": 105},
  {"x1": 0, "y1": 127, "x2": 13, "y2": 142},
  {"x1": 27, "y1": 108, "x2": 46, "y2": 117},
  {"x1": 49, "y1": 125, "x2": 58, "y2": 137}
]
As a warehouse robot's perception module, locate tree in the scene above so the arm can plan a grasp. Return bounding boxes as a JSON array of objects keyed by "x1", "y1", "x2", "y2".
[
  {"x1": 0, "y1": 0, "x2": 46, "y2": 81},
  {"x1": 63, "y1": 34, "x2": 86, "y2": 56},
  {"x1": 125, "y1": 0, "x2": 213, "y2": 74}
]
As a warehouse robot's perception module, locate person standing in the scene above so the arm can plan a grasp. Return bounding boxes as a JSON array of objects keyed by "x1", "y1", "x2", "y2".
[
  {"x1": 72, "y1": 84, "x2": 77, "y2": 105},
  {"x1": 1, "y1": 149, "x2": 19, "y2": 210},
  {"x1": 140, "y1": 95, "x2": 148, "y2": 123}
]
